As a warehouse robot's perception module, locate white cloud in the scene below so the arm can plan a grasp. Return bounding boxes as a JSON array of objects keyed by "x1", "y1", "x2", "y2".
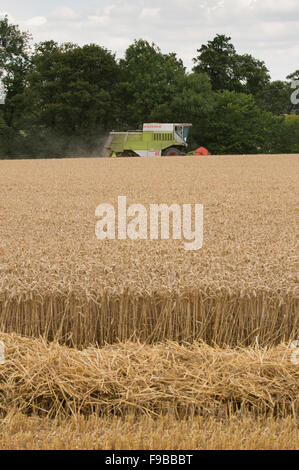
[
  {"x1": 49, "y1": 6, "x2": 79, "y2": 21},
  {"x1": 103, "y1": 5, "x2": 117, "y2": 16},
  {"x1": 260, "y1": 21, "x2": 288, "y2": 37},
  {"x1": 87, "y1": 15, "x2": 109, "y2": 25},
  {"x1": 139, "y1": 8, "x2": 160, "y2": 19},
  {"x1": 257, "y1": 0, "x2": 298, "y2": 12},
  {"x1": 1, "y1": 0, "x2": 298, "y2": 80},
  {"x1": 24, "y1": 16, "x2": 47, "y2": 27}
]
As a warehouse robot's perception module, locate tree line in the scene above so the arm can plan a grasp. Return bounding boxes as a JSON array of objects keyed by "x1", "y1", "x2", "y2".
[{"x1": 0, "y1": 15, "x2": 298, "y2": 158}]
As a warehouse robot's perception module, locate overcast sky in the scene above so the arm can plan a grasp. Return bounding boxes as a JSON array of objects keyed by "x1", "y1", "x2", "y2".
[{"x1": 1, "y1": 0, "x2": 298, "y2": 80}]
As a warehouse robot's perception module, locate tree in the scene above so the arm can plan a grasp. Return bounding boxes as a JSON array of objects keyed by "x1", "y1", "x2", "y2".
[
  {"x1": 19, "y1": 41, "x2": 121, "y2": 155},
  {"x1": 150, "y1": 72, "x2": 215, "y2": 149},
  {"x1": 193, "y1": 34, "x2": 270, "y2": 96},
  {"x1": 0, "y1": 16, "x2": 32, "y2": 156},
  {"x1": 199, "y1": 90, "x2": 283, "y2": 154},
  {"x1": 255, "y1": 80, "x2": 291, "y2": 115},
  {"x1": 119, "y1": 39, "x2": 186, "y2": 127},
  {"x1": 281, "y1": 115, "x2": 299, "y2": 152},
  {"x1": 236, "y1": 54, "x2": 270, "y2": 96},
  {"x1": 193, "y1": 35, "x2": 237, "y2": 91},
  {"x1": 286, "y1": 70, "x2": 299, "y2": 114},
  {"x1": 287, "y1": 70, "x2": 299, "y2": 81},
  {"x1": 0, "y1": 15, "x2": 31, "y2": 94}
]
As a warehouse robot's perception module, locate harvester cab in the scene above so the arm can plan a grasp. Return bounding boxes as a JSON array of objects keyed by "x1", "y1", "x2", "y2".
[
  {"x1": 174, "y1": 124, "x2": 191, "y2": 144},
  {"x1": 103, "y1": 123, "x2": 193, "y2": 158}
]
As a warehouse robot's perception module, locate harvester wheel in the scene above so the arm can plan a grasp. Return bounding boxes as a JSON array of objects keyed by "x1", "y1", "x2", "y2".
[{"x1": 163, "y1": 147, "x2": 182, "y2": 156}]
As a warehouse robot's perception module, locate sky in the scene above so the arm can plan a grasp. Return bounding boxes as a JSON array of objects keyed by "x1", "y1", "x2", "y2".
[{"x1": 1, "y1": 0, "x2": 298, "y2": 80}]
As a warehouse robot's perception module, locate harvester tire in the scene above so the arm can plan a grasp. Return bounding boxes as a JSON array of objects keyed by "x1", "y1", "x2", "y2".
[{"x1": 163, "y1": 147, "x2": 182, "y2": 156}]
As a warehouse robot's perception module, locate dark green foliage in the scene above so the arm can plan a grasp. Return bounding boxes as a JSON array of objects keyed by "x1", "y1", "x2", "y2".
[
  {"x1": 150, "y1": 73, "x2": 215, "y2": 149},
  {"x1": 281, "y1": 115, "x2": 299, "y2": 153},
  {"x1": 119, "y1": 39, "x2": 186, "y2": 128},
  {"x1": 193, "y1": 34, "x2": 271, "y2": 96},
  {"x1": 14, "y1": 41, "x2": 120, "y2": 156},
  {"x1": 255, "y1": 81, "x2": 292, "y2": 115},
  {"x1": 287, "y1": 70, "x2": 299, "y2": 81},
  {"x1": 198, "y1": 91, "x2": 284, "y2": 154}
]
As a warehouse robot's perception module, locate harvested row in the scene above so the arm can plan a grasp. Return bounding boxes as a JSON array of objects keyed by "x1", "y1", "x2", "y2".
[
  {"x1": 0, "y1": 333, "x2": 298, "y2": 419},
  {"x1": 1, "y1": 412, "x2": 298, "y2": 450}
]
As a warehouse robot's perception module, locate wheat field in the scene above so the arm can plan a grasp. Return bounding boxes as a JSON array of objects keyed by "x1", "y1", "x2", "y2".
[
  {"x1": 0, "y1": 155, "x2": 297, "y2": 347},
  {"x1": 0, "y1": 155, "x2": 298, "y2": 449}
]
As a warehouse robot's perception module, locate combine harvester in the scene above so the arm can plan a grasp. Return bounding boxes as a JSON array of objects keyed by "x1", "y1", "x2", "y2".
[{"x1": 103, "y1": 123, "x2": 210, "y2": 157}]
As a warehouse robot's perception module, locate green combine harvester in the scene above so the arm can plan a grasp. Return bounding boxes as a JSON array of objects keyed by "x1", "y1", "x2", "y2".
[{"x1": 103, "y1": 123, "x2": 202, "y2": 157}]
